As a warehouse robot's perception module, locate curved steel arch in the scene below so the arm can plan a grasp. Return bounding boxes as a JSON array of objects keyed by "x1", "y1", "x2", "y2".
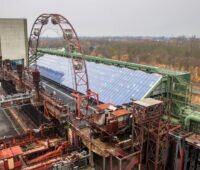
[{"x1": 28, "y1": 13, "x2": 89, "y2": 92}]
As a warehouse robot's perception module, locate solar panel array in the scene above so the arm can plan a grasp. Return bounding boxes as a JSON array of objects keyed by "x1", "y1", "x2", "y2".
[{"x1": 37, "y1": 54, "x2": 162, "y2": 105}]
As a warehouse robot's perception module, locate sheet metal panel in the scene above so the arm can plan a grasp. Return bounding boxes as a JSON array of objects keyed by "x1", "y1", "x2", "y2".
[{"x1": 36, "y1": 54, "x2": 162, "y2": 105}]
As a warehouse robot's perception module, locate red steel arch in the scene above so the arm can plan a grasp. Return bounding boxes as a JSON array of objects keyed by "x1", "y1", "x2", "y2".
[
  {"x1": 28, "y1": 13, "x2": 89, "y2": 92},
  {"x1": 28, "y1": 14, "x2": 99, "y2": 119}
]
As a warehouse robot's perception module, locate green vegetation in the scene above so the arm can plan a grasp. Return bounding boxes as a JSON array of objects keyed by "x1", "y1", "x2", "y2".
[
  {"x1": 39, "y1": 36, "x2": 200, "y2": 103},
  {"x1": 80, "y1": 37, "x2": 200, "y2": 85}
]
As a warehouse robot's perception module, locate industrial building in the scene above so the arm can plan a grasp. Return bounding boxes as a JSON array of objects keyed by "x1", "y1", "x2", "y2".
[
  {"x1": 0, "y1": 13, "x2": 199, "y2": 170},
  {"x1": 0, "y1": 18, "x2": 28, "y2": 66}
]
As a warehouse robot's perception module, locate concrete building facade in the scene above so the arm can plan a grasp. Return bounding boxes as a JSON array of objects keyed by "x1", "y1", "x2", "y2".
[{"x1": 0, "y1": 19, "x2": 28, "y2": 66}]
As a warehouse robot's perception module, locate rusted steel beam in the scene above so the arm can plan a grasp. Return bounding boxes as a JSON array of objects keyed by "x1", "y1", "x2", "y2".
[{"x1": 159, "y1": 125, "x2": 181, "y2": 136}]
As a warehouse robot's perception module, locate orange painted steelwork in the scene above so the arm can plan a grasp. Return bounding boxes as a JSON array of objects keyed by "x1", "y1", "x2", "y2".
[
  {"x1": 0, "y1": 146, "x2": 23, "y2": 170},
  {"x1": 111, "y1": 109, "x2": 129, "y2": 117},
  {"x1": 96, "y1": 103, "x2": 114, "y2": 110},
  {"x1": 0, "y1": 146, "x2": 23, "y2": 160},
  {"x1": 26, "y1": 142, "x2": 70, "y2": 165},
  {"x1": 72, "y1": 90, "x2": 99, "y2": 119}
]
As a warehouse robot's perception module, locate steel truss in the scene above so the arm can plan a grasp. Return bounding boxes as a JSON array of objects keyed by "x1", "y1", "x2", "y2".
[
  {"x1": 28, "y1": 14, "x2": 99, "y2": 125},
  {"x1": 132, "y1": 98, "x2": 181, "y2": 170},
  {"x1": 28, "y1": 13, "x2": 88, "y2": 92}
]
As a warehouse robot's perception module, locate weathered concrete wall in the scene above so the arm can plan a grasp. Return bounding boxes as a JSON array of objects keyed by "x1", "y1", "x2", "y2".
[{"x1": 0, "y1": 19, "x2": 28, "y2": 65}]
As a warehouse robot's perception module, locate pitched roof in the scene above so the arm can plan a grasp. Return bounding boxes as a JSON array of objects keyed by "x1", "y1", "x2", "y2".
[{"x1": 37, "y1": 54, "x2": 162, "y2": 105}]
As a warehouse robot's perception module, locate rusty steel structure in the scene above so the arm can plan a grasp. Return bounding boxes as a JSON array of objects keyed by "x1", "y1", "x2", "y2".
[
  {"x1": 28, "y1": 14, "x2": 88, "y2": 91},
  {"x1": 0, "y1": 14, "x2": 98, "y2": 170},
  {"x1": 131, "y1": 99, "x2": 181, "y2": 170},
  {"x1": 0, "y1": 124, "x2": 88, "y2": 170},
  {"x1": 28, "y1": 13, "x2": 99, "y2": 120},
  {"x1": 0, "y1": 13, "x2": 200, "y2": 170}
]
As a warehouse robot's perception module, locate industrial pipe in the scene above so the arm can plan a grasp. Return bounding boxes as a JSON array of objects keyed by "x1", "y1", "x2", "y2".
[{"x1": 184, "y1": 114, "x2": 200, "y2": 129}]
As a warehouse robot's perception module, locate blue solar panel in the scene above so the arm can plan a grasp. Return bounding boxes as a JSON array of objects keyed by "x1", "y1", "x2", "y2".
[{"x1": 37, "y1": 54, "x2": 162, "y2": 105}]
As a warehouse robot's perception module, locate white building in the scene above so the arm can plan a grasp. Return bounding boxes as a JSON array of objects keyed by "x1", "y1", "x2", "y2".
[{"x1": 0, "y1": 18, "x2": 28, "y2": 66}]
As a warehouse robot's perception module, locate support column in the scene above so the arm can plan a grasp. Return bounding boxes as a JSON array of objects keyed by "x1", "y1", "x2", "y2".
[
  {"x1": 119, "y1": 159, "x2": 122, "y2": 170},
  {"x1": 89, "y1": 149, "x2": 94, "y2": 169},
  {"x1": 103, "y1": 156, "x2": 106, "y2": 170},
  {"x1": 110, "y1": 156, "x2": 113, "y2": 170}
]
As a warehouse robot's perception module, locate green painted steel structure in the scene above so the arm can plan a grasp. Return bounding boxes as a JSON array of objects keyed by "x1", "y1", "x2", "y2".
[{"x1": 37, "y1": 48, "x2": 200, "y2": 133}]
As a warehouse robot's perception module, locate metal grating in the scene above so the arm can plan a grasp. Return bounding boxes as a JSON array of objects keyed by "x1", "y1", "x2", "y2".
[{"x1": 36, "y1": 54, "x2": 162, "y2": 105}]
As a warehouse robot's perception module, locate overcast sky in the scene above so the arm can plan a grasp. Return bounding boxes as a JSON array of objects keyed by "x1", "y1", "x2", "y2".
[{"x1": 0, "y1": 0, "x2": 200, "y2": 37}]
